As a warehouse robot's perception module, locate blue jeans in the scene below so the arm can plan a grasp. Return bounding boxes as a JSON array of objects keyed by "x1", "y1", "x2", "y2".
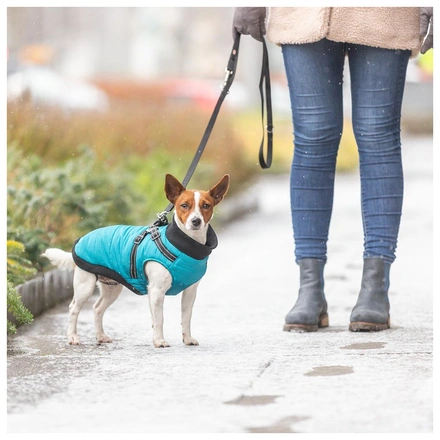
[{"x1": 282, "y1": 39, "x2": 410, "y2": 264}]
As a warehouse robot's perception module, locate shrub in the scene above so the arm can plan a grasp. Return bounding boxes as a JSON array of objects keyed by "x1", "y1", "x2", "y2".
[
  {"x1": 7, "y1": 240, "x2": 35, "y2": 335},
  {"x1": 7, "y1": 240, "x2": 37, "y2": 286},
  {"x1": 7, "y1": 145, "x2": 137, "y2": 269},
  {"x1": 6, "y1": 99, "x2": 256, "y2": 187},
  {"x1": 7, "y1": 279, "x2": 33, "y2": 334}
]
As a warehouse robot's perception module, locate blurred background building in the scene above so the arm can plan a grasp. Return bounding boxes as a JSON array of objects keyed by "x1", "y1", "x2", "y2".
[
  {"x1": 7, "y1": 7, "x2": 276, "y2": 111},
  {"x1": 8, "y1": 8, "x2": 239, "y2": 79},
  {"x1": 7, "y1": 7, "x2": 433, "y2": 126}
]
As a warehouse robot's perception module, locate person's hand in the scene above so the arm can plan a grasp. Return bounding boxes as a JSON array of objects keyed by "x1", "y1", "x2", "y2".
[
  {"x1": 420, "y1": 7, "x2": 433, "y2": 54},
  {"x1": 232, "y1": 7, "x2": 266, "y2": 42}
]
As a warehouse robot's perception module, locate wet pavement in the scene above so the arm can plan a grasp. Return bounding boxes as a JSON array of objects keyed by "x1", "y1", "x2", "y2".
[{"x1": 6, "y1": 135, "x2": 433, "y2": 433}]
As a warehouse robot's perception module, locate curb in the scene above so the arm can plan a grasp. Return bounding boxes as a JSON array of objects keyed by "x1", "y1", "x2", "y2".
[{"x1": 8, "y1": 269, "x2": 74, "y2": 326}]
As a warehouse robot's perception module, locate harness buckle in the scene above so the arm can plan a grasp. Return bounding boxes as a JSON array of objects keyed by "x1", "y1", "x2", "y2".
[
  {"x1": 150, "y1": 226, "x2": 161, "y2": 241},
  {"x1": 134, "y1": 229, "x2": 149, "y2": 245}
]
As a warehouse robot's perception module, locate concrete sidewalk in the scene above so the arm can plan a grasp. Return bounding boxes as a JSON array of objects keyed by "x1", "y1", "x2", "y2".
[{"x1": 7, "y1": 135, "x2": 433, "y2": 433}]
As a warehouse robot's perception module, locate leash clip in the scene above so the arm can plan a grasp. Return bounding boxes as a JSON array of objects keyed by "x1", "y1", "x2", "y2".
[
  {"x1": 221, "y1": 68, "x2": 233, "y2": 92},
  {"x1": 154, "y1": 211, "x2": 169, "y2": 227}
]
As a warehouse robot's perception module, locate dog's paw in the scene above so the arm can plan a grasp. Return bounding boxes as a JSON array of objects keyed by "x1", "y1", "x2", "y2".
[
  {"x1": 68, "y1": 334, "x2": 80, "y2": 345},
  {"x1": 97, "y1": 334, "x2": 113, "y2": 344},
  {"x1": 183, "y1": 335, "x2": 199, "y2": 346},
  {"x1": 153, "y1": 339, "x2": 170, "y2": 348}
]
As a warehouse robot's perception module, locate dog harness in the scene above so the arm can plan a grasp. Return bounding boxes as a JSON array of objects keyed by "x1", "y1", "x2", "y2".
[{"x1": 72, "y1": 219, "x2": 218, "y2": 296}]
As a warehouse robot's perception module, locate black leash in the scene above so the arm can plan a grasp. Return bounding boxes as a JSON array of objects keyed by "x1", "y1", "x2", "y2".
[
  {"x1": 258, "y1": 37, "x2": 273, "y2": 169},
  {"x1": 155, "y1": 33, "x2": 273, "y2": 227}
]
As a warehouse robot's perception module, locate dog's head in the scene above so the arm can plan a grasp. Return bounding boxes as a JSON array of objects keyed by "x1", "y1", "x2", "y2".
[{"x1": 165, "y1": 174, "x2": 230, "y2": 231}]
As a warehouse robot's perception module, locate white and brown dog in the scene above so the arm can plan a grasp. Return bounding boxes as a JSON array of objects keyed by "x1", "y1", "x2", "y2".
[{"x1": 42, "y1": 173, "x2": 229, "y2": 347}]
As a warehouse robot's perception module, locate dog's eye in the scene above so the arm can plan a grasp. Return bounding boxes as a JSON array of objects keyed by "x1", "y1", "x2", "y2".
[
  {"x1": 180, "y1": 203, "x2": 189, "y2": 209},
  {"x1": 202, "y1": 203, "x2": 211, "y2": 210}
]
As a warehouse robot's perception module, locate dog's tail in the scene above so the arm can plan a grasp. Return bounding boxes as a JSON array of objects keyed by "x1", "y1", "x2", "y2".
[{"x1": 41, "y1": 248, "x2": 76, "y2": 271}]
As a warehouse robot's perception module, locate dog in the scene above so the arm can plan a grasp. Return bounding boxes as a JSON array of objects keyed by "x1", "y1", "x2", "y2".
[{"x1": 42, "y1": 173, "x2": 230, "y2": 347}]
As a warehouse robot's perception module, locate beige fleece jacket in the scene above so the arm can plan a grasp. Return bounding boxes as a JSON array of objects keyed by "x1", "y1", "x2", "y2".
[{"x1": 267, "y1": 7, "x2": 422, "y2": 57}]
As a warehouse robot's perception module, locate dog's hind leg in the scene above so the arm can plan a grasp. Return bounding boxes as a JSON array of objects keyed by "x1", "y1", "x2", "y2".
[
  {"x1": 181, "y1": 282, "x2": 199, "y2": 346},
  {"x1": 94, "y1": 281, "x2": 123, "y2": 343},
  {"x1": 69, "y1": 267, "x2": 97, "y2": 345}
]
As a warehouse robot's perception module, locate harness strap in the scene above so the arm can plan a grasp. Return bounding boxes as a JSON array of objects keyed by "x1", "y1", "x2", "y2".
[
  {"x1": 149, "y1": 226, "x2": 177, "y2": 263},
  {"x1": 130, "y1": 229, "x2": 149, "y2": 278},
  {"x1": 130, "y1": 226, "x2": 177, "y2": 279},
  {"x1": 155, "y1": 34, "x2": 273, "y2": 227}
]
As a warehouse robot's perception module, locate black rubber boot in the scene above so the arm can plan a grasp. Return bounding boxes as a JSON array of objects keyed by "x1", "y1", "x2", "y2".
[
  {"x1": 283, "y1": 258, "x2": 328, "y2": 332},
  {"x1": 349, "y1": 257, "x2": 391, "y2": 332}
]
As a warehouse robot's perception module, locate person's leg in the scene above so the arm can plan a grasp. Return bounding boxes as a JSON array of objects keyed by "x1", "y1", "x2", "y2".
[
  {"x1": 281, "y1": 39, "x2": 345, "y2": 331},
  {"x1": 283, "y1": 39, "x2": 345, "y2": 263},
  {"x1": 347, "y1": 44, "x2": 410, "y2": 331}
]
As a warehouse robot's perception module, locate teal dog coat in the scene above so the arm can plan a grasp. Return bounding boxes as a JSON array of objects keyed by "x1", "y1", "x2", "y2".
[{"x1": 72, "y1": 219, "x2": 218, "y2": 296}]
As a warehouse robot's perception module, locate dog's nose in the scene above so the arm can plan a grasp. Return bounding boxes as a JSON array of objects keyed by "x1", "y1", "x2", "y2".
[{"x1": 191, "y1": 218, "x2": 202, "y2": 227}]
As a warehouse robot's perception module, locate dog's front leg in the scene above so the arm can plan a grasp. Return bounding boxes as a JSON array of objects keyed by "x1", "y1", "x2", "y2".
[
  {"x1": 146, "y1": 262, "x2": 172, "y2": 348},
  {"x1": 181, "y1": 282, "x2": 199, "y2": 346},
  {"x1": 148, "y1": 287, "x2": 168, "y2": 347}
]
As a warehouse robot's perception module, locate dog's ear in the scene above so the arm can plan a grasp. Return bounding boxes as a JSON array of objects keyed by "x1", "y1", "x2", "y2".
[
  {"x1": 209, "y1": 174, "x2": 230, "y2": 205},
  {"x1": 165, "y1": 174, "x2": 186, "y2": 204}
]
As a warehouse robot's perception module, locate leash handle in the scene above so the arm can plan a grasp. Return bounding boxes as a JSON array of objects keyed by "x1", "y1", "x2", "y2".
[{"x1": 156, "y1": 33, "x2": 272, "y2": 225}]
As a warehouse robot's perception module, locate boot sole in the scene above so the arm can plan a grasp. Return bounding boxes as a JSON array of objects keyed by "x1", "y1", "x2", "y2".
[
  {"x1": 283, "y1": 313, "x2": 329, "y2": 333},
  {"x1": 349, "y1": 315, "x2": 390, "y2": 332}
]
